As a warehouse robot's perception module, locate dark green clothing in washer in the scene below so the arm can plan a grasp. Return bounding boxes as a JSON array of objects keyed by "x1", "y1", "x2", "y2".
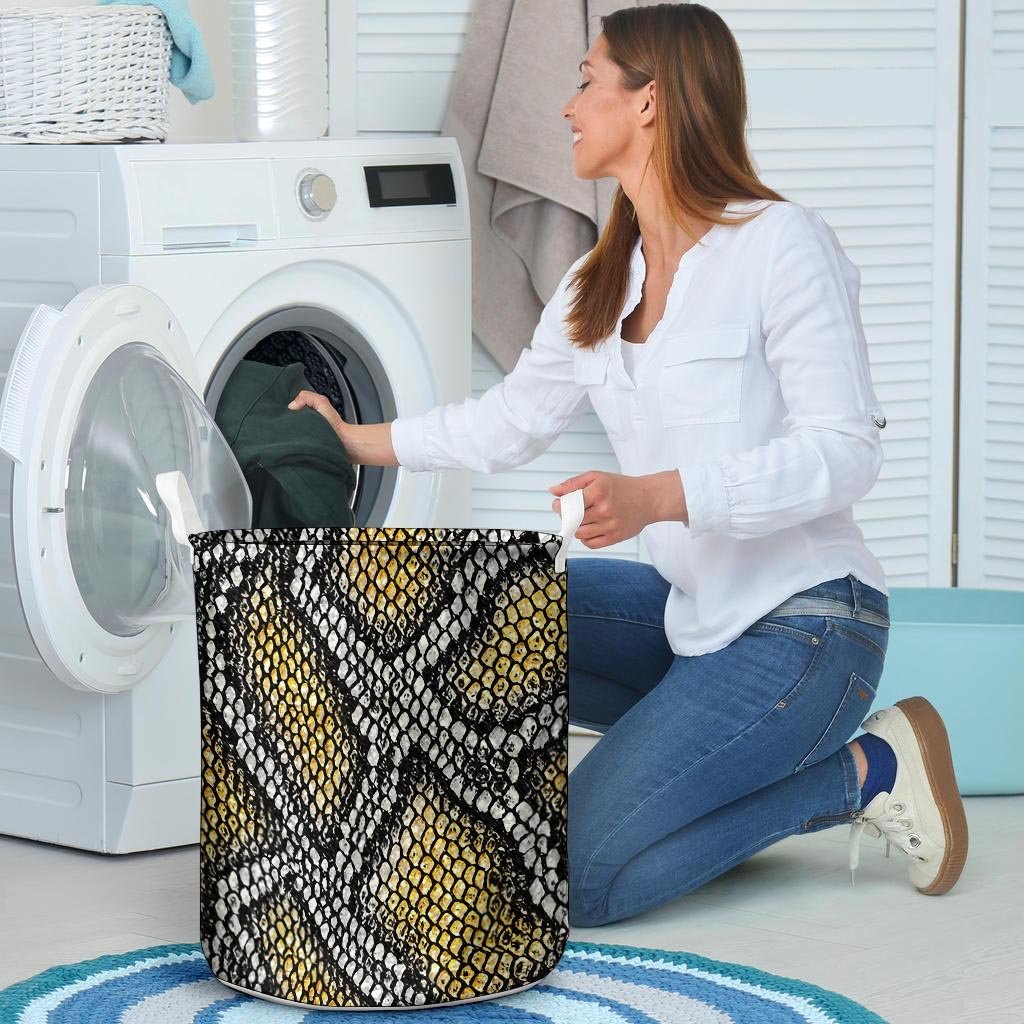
[{"x1": 215, "y1": 360, "x2": 356, "y2": 528}]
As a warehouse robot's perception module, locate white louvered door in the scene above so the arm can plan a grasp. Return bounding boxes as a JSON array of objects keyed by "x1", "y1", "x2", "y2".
[
  {"x1": 331, "y1": 0, "x2": 475, "y2": 136},
  {"x1": 715, "y1": 0, "x2": 962, "y2": 587},
  {"x1": 958, "y1": 0, "x2": 1024, "y2": 588}
]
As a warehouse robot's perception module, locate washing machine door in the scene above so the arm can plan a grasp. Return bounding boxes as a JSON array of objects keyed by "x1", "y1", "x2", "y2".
[{"x1": 0, "y1": 284, "x2": 251, "y2": 694}]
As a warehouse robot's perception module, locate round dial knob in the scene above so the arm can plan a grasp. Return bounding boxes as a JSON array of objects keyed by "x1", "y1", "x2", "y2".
[{"x1": 298, "y1": 172, "x2": 337, "y2": 216}]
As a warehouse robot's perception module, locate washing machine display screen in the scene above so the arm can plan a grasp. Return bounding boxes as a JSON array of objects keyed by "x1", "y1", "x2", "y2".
[
  {"x1": 380, "y1": 168, "x2": 428, "y2": 201},
  {"x1": 364, "y1": 163, "x2": 456, "y2": 207}
]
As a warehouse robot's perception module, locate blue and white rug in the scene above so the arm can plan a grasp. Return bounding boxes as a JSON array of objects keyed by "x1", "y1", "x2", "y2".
[{"x1": 0, "y1": 940, "x2": 888, "y2": 1022}]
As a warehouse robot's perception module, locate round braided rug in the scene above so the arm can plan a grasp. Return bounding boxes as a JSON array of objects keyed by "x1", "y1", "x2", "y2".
[{"x1": 0, "y1": 939, "x2": 888, "y2": 1022}]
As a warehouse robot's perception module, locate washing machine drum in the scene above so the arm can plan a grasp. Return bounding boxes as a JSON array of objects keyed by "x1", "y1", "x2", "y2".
[
  {"x1": 244, "y1": 329, "x2": 347, "y2": 412},
  {"x1": 214, "y1": 358, "x2": 356, "y2": 530}
]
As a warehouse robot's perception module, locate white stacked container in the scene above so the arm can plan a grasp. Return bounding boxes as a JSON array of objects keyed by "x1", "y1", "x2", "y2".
[{"x1": 230, "y1": 0, "x2": 328, "y2": 142}]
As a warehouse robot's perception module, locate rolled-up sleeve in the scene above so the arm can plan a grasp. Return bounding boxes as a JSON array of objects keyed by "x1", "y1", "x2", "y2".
[
  {"x1": 679, "y1": 207, "x2": 885, "y2": 539},
  {"x1": 390, "y1": 258, "x2": 592, "y2": 474}
]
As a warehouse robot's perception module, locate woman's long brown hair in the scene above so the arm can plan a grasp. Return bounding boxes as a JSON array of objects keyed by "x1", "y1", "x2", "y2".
[{"x1": 565, "y1": 3, "x2": 787, "y2": 349}]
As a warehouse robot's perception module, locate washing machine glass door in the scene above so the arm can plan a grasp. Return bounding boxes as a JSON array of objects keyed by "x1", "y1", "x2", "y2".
[{"x1": 0, "y1": 285, "x2": 251, "y2": 694}]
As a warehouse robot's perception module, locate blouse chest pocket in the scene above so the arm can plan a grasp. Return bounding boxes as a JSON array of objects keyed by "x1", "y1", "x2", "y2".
[
  {"x1": 572, "y1": 345, "x2": 611, "y2": 387},
  {"x1": 572, "y1": 345, "x2": 625, "y2": 439},
  {"x1": 658, "y1": 325, "x2": 750, "y2": 427}
]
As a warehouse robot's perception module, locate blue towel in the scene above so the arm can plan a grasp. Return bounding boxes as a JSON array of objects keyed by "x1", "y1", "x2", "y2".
[{"x1": 98, "y1": 0, "x2": 214, "y2": 104}]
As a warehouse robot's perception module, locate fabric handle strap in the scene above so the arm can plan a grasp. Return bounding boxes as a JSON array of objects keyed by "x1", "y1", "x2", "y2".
[
  {"x1": 555, "y1": 488, "x2": 585, "y2": 574},
  {"x1": 155, "y1": 470, "x2": 204, "y2": 549},
  {"x1": 155, "y1": 470, "x2": 583, "y2": 571}
]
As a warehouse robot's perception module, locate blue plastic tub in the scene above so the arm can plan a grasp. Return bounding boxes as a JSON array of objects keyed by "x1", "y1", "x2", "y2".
[{"x1": 875, "y1": 587, "x2": 1024, "y2": 795}]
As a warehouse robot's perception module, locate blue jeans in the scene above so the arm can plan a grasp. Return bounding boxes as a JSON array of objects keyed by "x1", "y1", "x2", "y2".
[{"x1": 567, "y1": 560, "x2": 890, "y2": 928}]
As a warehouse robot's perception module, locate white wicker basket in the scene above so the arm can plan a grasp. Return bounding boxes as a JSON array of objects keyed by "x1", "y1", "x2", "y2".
[{"x1": 0, "y1": 6, "x2": 172, "y2": 144}]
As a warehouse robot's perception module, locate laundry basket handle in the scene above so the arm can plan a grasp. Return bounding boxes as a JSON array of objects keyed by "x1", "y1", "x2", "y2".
[
  {"x1": 555, "y1": 488, "x2": 585, "y2": 574},
  {"x1": 155, "y1": 470, "x2": 204, "y2": 549}
]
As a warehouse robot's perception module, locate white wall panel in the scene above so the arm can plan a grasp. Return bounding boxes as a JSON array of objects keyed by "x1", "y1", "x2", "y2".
[
  {"x1": 717, "y1": 0, "x2": 961, "y2": 586},
  {"x1": 959, "y1": 0, "x2": 1024, "y2": 589}
]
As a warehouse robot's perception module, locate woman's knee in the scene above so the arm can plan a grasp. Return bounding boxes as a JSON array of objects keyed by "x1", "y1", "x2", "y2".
[
  {"x1": 567, "y1": 811, "x2": 615, "y2": 928},
  {"x1": 569, "y1": 890, "x2": 611, "y2": 929},
  {"x1": 568, "y1": 850, "x2": 611, "y2": 928}
]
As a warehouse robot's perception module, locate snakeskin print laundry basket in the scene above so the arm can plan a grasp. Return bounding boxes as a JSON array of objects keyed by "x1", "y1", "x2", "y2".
[{"x1": 182, "y1": 480, "x2": 586, "y2": 1011}]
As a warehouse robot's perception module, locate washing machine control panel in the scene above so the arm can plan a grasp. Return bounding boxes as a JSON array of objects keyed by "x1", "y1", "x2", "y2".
[
  {"x1": 298, "y1": 171, "x2": 337, "y2": 218},
  {"x1": 95, "y1": 142, "x2": 468, "y2": 253}
]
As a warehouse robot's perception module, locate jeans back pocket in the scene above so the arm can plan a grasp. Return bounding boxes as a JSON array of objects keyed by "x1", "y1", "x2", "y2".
[{"x1": 796, "y1": 670, "x2": 878, "y2": 773}]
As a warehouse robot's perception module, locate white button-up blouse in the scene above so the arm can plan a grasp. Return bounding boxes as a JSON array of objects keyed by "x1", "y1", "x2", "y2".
[{"x1": 389, "y1": 198, "x2": 889, "y2": 656}]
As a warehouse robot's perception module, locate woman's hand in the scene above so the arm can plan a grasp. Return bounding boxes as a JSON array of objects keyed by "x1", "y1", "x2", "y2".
[
  {"x1": 286, "y1": 391, "x2": 402, "y2": 467},
  {"x1": 548, "y1": 469, "x2": 688, "y2": 547},
  {"x1": 288, "y1": 389, "x2": 347, "y2": 444}
]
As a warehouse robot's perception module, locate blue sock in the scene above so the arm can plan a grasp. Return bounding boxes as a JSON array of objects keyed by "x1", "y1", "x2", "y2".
[{"x1": 856, "y1": 733, "x2": 897, "y2": 809}]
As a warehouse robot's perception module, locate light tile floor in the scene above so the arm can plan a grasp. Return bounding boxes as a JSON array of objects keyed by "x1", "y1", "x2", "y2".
[{"x1": 0, "y1": 734, "x2": 1019, "y2": 1023}]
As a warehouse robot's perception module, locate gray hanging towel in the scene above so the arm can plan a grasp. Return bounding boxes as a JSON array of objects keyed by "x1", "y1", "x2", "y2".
[
  {"x1": 214, "y1": 360, "x2": 356, "y2": 528},
  {"x1": 443, "y1": 0, "x2": 655, "y2": 373}
]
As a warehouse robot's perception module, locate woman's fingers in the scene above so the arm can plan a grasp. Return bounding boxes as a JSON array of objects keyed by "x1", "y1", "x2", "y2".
[
  {"x1": 287, "y1": 389, "x2": 346, "y2": 437},
  {"x1": 287, "y1": 389, "x2": 318, "y2": 411}
]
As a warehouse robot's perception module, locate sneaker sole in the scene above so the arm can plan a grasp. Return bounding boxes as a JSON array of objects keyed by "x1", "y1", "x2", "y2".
[{"x1": 894, "y1": 696, "x2": 969, "y2": 895}]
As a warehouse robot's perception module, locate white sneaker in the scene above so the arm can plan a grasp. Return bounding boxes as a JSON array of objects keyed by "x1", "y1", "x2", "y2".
[{"x1": 847, "y1": 697, "x2": 969, "y2": 895}]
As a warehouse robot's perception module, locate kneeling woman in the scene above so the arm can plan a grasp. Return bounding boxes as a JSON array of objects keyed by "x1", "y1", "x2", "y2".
[{"x1": 290, "y1": 2, "x2": 969, "y2": 928}]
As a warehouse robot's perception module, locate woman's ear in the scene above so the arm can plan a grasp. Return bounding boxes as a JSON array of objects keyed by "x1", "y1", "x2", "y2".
[{"x1": 639, "y1": 81, "x2": 656, "y2": 124}]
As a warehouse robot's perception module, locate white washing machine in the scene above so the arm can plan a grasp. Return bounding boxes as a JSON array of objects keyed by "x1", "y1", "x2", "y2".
[{"x1": 0, "y1": 139, "x2": 472, "y2": 854}]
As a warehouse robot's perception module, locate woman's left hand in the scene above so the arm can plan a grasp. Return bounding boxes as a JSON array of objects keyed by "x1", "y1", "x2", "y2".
[{"x1": 548, "y1": 470, "x2": 685, "y2": 548}]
